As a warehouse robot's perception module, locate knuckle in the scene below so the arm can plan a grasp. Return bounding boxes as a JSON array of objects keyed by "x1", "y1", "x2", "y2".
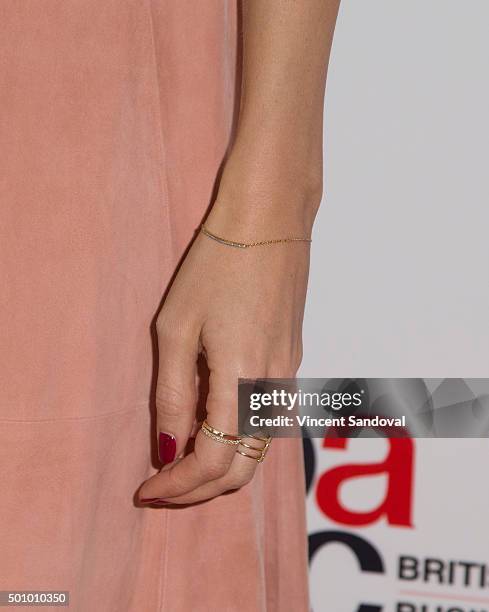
[
  {"x1": 293, "y1": 346, "x2": 304, "y2": 371},
  {"x1": 200, "y1": 459, "x2": 231, "y2": 481},
  {"x1": 267, "y1": 362, "x2": 295, "y2": 378},
  {"x1": 227, "y1": 471, "x2": 254, "y2": 489},
  {"x1": 267, "y1": 350, "x2": 303, "y2": 378},
  {"x1": 156, "y1": 380, "x2": 193, "y2": 416},
  {"x1": 156, "y1": 314, "x2": 177, "y2": 342}
]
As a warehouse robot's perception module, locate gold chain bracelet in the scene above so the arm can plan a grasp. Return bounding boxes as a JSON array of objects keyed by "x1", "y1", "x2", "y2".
[{"x1": 200, "y1": 224, "x2": 311, "y2": 249}]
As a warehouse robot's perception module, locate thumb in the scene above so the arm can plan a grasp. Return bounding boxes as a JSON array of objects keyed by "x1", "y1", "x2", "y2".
[{"x1": 155, "y1": 322, "x2": 198, "y2": 465}]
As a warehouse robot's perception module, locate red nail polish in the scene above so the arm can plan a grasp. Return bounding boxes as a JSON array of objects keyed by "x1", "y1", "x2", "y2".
[{"x1": 158, "y1": 432, "x2": 176, "y2": 465}]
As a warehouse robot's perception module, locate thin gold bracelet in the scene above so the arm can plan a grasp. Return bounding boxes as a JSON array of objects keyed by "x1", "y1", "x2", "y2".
[{"x1": 200, "y1": 224, "x2": 312, "y2": 249}]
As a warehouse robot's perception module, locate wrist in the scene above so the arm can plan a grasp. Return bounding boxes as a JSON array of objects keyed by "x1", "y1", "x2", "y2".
[
  {"x1": 224, "y1": 134, "x2": 323, "y2": 197},
  {"x1": 210, "y1": 147, "x2": 323, "y2": 240},
  {"x1": 206, "y1": 191, "x2": 319, "y2": 245}
]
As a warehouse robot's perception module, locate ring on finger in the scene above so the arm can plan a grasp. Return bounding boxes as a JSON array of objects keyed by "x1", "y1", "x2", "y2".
[
  {"x1": 200, "y1": 420, "x2": 242, "y2": 445},
  {"x1": 236, "y1": 433, "x2": 272, "y2": 463}
]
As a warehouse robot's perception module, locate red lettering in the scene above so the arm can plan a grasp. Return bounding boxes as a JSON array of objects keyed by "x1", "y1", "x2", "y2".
[{"x1": 316, "y1": 438, "x2": 414, "y2": 527}]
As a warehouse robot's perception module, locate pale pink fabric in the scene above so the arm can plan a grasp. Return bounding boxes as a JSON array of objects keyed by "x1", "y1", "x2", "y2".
[{"x1": 0, "y1": 2, "x2": 309, "y2": 610}]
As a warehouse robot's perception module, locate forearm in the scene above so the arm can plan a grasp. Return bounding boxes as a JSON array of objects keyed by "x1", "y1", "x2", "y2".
[
  {"x1": 213, "y1": 0, "x2": 341, "y2": 235},
  {"x1": 141, "y1": 1, "x2": 341, "y2": 507}
]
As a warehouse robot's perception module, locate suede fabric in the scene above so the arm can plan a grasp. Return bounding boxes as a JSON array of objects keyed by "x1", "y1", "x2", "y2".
[{"x1": 0, "y1": 2, "x2": 309, "y2": 610}]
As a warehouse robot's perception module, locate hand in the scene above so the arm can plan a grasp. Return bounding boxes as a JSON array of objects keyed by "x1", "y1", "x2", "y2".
[{"x1": 138, "y1": 195, "x2": 312, "y2": 505}]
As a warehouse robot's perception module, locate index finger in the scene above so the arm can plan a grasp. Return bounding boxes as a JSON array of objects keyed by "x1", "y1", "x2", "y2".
[{"x1": 139, "y1": 370, "x2": 239, "y2": 500}]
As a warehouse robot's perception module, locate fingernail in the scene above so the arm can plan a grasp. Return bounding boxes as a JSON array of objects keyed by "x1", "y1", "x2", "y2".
[
  {"x1": 140, "y1": 497, "x2": 169, "y2": 505},
  {"x1": 158, "y1": 432, "x2": 176, "y2": 465}
]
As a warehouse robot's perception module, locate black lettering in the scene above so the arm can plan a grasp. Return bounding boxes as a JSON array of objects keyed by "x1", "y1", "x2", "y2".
[
  {"x1": 309, "y1": 530, "x2": 384, "y2": 612},
  {"x1": 424, "y1": 558, "x2": 444, "y2": 584},
  {"x1": 399, "y1": 556, "x2": 419, "y2": 581},
  {"x1": 458, "y1": 561, "x2": 479, "y2": 587}
]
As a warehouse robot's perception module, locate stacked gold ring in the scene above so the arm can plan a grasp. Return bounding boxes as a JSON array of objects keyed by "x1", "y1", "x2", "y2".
[
  {"x1": 200, "y1": 420, "x2": 272, "y2": 462},
  {"x1": 237, "y1": 432, "x2": 272, "y2": 463},
  {"x1": 200, "y1": 420, "x2": 241, "y2": 445}
]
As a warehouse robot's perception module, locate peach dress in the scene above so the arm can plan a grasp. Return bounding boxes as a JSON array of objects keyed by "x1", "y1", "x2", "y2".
[{"x1": 0, "y1": 2, "x2": 309, "y2": 610}]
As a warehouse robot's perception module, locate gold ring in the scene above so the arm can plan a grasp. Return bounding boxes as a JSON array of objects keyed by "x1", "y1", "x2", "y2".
[
  {"x1": 237, "y1": 433, "x2": 272, "y2": 463},
  {"x1": 200, "y1": 420, "x2": 242, "y2": 446}
]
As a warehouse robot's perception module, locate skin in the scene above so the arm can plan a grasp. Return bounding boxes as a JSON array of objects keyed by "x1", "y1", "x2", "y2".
[{"x1": 138, "y1": 0, "x2": 341, "y2": 505}]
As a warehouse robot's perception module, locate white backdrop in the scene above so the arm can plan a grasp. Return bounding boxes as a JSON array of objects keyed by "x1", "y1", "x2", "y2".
[{"x1": 301, "y1": 2, "x2": 489, "y2": 611}]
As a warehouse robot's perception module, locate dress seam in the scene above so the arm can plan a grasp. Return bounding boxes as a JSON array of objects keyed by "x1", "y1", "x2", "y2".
[
  {"x1": 145, "y1": 4, "x2": 173, "y2": 610},
  {"x1": 158, "y1": 505, "x2": 170, "y2": 612},
  {"x1": 0, "y1": 401, "x2": 149, "y2": 423},
  {"x1": 146, "y1": 0, "x2": 177, "y2": 269}
]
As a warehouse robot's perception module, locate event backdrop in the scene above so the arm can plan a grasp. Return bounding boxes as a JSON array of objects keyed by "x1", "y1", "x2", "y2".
[{"x1": 301, "y1": 1, "x2": 489, "y2": 611}]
